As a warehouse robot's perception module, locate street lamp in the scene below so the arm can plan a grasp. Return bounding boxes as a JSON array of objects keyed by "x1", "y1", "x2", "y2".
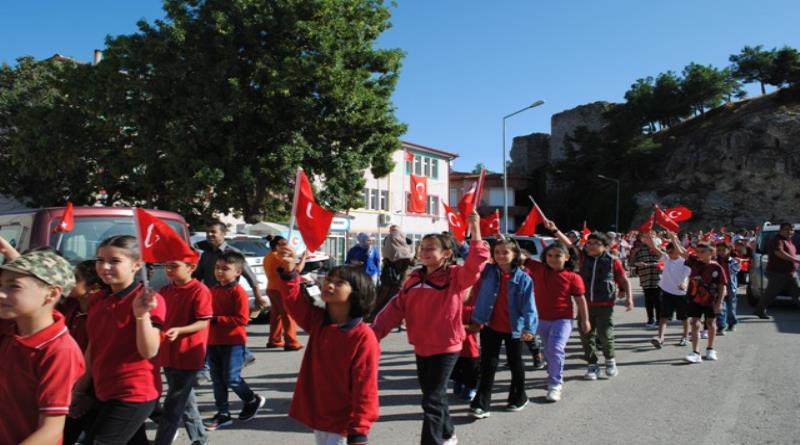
[
  {"x1": 597, "y1": 174, "x2": 620, "y2": 231},
  {"x1": 503, "y1": 100, "x2": 545, "y2": 233}
]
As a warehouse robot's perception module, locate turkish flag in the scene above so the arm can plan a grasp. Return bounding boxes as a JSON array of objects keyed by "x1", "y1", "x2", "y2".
[
  {"x1": 53, "y1": 201, "x2": 75, "y2": 233},
  {"x1": 405, "y1": 151, "x2": 415, "y2": 162},
  {"x1": 294, "y1": 170, "x2": 334, "y2": 253},
  {"x1": 480, "y1": 210, "x2": 501, "y2": 236},
  {"x1": 409, "y1": 174, "x2": 427, "y2": 214},
  {"x1": 516, "y1": 204, "x2": 546, "y2": 236},
  {"x1": 637, "y1": 213, "x2": 655, "y2": 233},
  {"x1": 134, "y1": 208, "x2": 198, "y2": 264},
  {"x1": 654, "y1": 206, "x2": 679, "y2": 232},
  {"x1": 664, "y1": 207, "x2": 693, "y2": 222},
  {"x1": 581, "y1": 222, "x2": 592, "y2": 243},
  {"x1": 443, "y1": 202, "x2": 466, "y2": 242}
]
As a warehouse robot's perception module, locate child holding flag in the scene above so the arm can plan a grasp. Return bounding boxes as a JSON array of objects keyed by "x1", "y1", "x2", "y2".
[{"x1": 372, "y1": 210, "x2": 490, "y2": 445}]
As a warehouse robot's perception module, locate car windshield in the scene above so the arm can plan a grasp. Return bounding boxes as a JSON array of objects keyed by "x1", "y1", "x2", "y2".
[
  {"x1": 227, "y1": 239, "x2": 270, "y2": 257},
  {"x1": 757, "y1": 231, "x2": 800, "y2": 255},
  {"x1": 49, "y1": 216, "x2": 186, "y2": 264}
]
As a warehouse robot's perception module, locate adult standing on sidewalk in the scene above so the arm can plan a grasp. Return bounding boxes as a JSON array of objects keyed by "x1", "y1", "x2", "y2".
[
  {"x1": 755, "y1": 223, "x2": 800, "y2": 319},
  {"x1": 347, "y1": 233, "x2": 381, "y2": 285},
  {"x1": 262, "y1": 236, "x2": 304, "y2": 350}
]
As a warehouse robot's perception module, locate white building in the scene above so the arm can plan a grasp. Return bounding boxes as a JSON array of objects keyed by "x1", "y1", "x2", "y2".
[{"x1": 322, "y1": 141, "x2": 458, "y2": 264}]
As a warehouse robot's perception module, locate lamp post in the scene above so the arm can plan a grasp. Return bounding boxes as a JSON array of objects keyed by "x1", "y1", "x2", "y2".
[
  {"x1": 503, "y1": 99, "x2": 545, "y2": 233},
  {"x1": 597, "y1": 174, "x2": 620, "y2": 231}
]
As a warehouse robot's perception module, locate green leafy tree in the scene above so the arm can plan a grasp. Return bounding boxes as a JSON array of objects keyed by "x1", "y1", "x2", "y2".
[
  {"x1": 90, "y1": 0, "x2": 406, "y2": 223},
  {"x1": 651, "y1": 71, "x2": 690, "y2": 129},
  {"x1": 0, "y1": 56, "x2": 113, "y2": 207},
  {"x1": 730, "y1": 45, "x2": 775, "y2": 95},
  {"x1": 767, "y1": 46, "x2": 800, "y2": 88},
  {"x1": 681, "y1": 63, "x2": 738, "y2": 115}
]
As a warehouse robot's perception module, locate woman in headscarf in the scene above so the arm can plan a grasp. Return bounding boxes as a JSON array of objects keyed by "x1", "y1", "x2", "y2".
[
  {"x1": 367, "y1": 226, "x2": 414, "y2": 321},
  {"x1": 346, "y1": 232, "x2": 381, "y2": 284}
]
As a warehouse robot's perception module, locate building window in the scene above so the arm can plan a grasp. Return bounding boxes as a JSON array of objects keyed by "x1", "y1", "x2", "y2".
[
  {"x1": 406, "y1": 151, "x2": 441, "y2": 180},
  {"x1": 427, "y1": 195, "x2": 440, "y2": 216},
  {"x1": 362, "y1": 188, "x2": 388, "y2": 211}
]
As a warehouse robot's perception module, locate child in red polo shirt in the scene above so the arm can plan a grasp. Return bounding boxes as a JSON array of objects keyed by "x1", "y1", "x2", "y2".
[
  {"x1": 154, "y1": 255, "x2": 213, "y2": 445},
  {"x1": 203, "y1": 252, "x2": 265, "y2": 431},
  {"x1": 278, "y1": 248, "x2": 379, "y2": 445},
  {"x1": 76, "y1": 235, "x2": 167, "y2": 444},
  {"x1": 0, "y1": 250, "x2": 85, "y2": 445},
  {"x1": 58, "y1": 260, "x2": 106, "y2": 445}
]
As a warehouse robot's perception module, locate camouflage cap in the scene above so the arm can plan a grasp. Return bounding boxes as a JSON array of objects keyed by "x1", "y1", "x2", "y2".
[{"x1": 0, "y1": 250, "x2": 76, "y2": 295}]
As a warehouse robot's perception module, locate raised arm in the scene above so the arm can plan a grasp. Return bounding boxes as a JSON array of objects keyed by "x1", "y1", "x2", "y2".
[{"x1": 543, "y1": 219, "x2": 572, "y2": 246}]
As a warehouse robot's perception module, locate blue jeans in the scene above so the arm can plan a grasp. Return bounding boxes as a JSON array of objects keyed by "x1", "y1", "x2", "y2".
[
  {"x1": 155, "y1": 368, "x2": 207, "y2": 445},
  {"x1": 537, "y1": 319, "x2": 573, "y2": 388},
  {"x1": 717, "y1": 285, "x2": 738, "y2": 329},
  {"x1": 415, "y1": 353, "x2": 459, "y2": 445},
  {"x1": 207, "y1": 344, "x2": 256, "y2": 414}
]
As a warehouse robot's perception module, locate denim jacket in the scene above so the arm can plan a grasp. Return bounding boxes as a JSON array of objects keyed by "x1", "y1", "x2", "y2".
[{"x1": 471, "y1": 264, "x2": 538, "y2": 339}]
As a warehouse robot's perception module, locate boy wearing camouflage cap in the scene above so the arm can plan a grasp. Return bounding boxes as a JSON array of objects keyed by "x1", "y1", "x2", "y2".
[{"x1": 0, "y1": 250, "x2": 86, "y2": 444}]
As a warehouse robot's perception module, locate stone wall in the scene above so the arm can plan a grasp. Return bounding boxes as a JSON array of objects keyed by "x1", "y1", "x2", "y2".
[
  {"x1": 508, "y1": 132, "x2": 550, "y2": 175},
  {"x1": 549, "y1": 101, "x2": 612, "y2": 162}
]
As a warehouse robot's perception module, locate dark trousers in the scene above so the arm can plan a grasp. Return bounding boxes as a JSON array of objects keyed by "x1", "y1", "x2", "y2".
[
  {"x1": 84, "y1": 399, "x2": 157, "y2": 445},
  {"x1": 415, "y1": 353, "x2": 459, "y2": 445},
  {"x1": 471, "y1": 327, "x2": 527, "y2": 411},
  {"x1": 644, "y1": 287, "x2": 662, "y2": 322},
  {"x1": 208, "y1": 344, "x2": 256, "y2": 414},
  {"x1": 580, "y1": 306, "x2": 615, "y2": 364},
  {"x1": 154, "y1": 368, "x2": 207, "y2": 445},
  {"x1": 450, "y1": 356, "x2": 479, "y2": 389}
]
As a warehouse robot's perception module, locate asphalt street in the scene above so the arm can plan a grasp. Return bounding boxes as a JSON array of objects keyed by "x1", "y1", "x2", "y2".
[{"x1": 168, "y1": 278, "x2": 800, "y2": 445}]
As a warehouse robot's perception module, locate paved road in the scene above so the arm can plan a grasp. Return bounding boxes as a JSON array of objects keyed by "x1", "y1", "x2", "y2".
[{"x1": 170, "y1": 279, "x2": 800, "y2": 445}]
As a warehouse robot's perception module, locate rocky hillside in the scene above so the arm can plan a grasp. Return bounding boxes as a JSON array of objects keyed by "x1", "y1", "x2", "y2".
[{"x1": 635, "y1": 87, "x2": 800, "y2": 230}]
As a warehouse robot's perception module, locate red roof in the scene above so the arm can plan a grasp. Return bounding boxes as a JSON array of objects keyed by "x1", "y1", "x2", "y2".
[{"x1": 401, "y1": 141, "x2": 458, "y2": 159}]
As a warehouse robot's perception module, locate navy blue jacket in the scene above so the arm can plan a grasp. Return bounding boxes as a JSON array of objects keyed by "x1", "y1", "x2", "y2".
[{"x1": 471, "y1": 264, "x2": 538, "y2": 338}]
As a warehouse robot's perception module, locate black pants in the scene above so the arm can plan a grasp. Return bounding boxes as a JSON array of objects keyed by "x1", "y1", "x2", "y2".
[
  {"x1": 84, "y1": 399, "x2": 157, "y2": 445},
  {"x1": 471, "y1": 327, "x2": 527, "y2": 411},
  {"x1": 450, "y1": 356, "x2": 479, "y2": 389},
  {"x1": 415, "y1": 353, "x2": 459, "y2": 445},
  {"x1": 644, "y1": 287, "x2": 662, "y2": 322}
]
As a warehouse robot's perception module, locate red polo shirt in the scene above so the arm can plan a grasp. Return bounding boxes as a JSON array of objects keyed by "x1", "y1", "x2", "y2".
[
  {"x1": 87, "y1": 282, "x2": 167, "y2": 402},
  {"x1": 208, "y1": 282, "x2": 249, "y2": 345},
  {"x1": 488, "y1": 271, "x2": 512, "y2": 333},
  {"x1": 0, "y1": 311, "x2": 85, "y2": 445},
  {"x1": 525, "y1": 259, "x2": 586, "y2": 320},
  {"x1": 57, "y1": 297, "x2": 89, "y2": 352},
  {"x1": 159, "y1": 279, "x2": 213, "y2": 370}
]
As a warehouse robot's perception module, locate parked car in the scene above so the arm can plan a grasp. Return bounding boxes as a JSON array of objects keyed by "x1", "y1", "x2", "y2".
[
  {"x1": 0, "y1": 206, "x2": 189, "y2": 290},
  {"x1": 483, "y1": 235, "x2": 556, "y2": 262},
  {"x1": 747, "y1": 222, "x2": 800, "y2": 308}
]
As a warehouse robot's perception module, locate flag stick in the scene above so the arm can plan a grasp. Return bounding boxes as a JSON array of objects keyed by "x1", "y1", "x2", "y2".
[
  {"x1": 287, "y1": 168, "x2": 302, "y2": 254},
  {"x1": 527, "y1": 195, "x2": 546, "y2": 218},
  {"x1": 55, "y1": 232, "x2": 65, "y2": 252},
  {"x1": 131, "y1": 208, "x2": 150, "y2": 289}
]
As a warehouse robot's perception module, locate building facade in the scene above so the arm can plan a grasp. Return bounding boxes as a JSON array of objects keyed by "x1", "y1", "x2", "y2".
[
  {"x1": 449, "y1": 171, "x2": 532, "y2": 232},
  {"x1": 322, "y1": 141, "x2": 458, "y2": 264}
]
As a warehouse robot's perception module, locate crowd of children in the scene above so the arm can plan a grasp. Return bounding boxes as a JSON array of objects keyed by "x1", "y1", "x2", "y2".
[{"x1": 0, "y1": 215, "x2": 774, "y2": 445}]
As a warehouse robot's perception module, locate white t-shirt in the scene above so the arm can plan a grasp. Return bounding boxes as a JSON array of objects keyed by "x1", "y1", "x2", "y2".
[{"x1": 658, "y1": 254, "x2": 691, "y2": 296}]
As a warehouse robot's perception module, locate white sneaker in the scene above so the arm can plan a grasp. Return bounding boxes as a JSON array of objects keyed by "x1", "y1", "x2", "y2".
[
  {"x1": 700, "y1": 330, "x2": 708, "y2": 339},
  {"x1": 684, "y1": 352, "x2": 703, "y2": 364},
  {"x1": 443, "y1": 434, "x2": 458, "y2": 445},
  {"x1": 605, "y1": 359, "x2": 618, "y2": 378},
  {"x1": 705, "y1": 348, "x2": 718, "y2": 361},
  {"x1": 546, "y1": 385, "x2": 562, "y2": 402},
  {"x1": 583, "y1": 364, "x2": 599, "y2": 380}
]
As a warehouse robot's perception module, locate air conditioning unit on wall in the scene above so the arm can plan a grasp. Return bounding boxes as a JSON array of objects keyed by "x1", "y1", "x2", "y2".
[{"x1": 379, "y1": 213, "x2": 392, "y2": 225}]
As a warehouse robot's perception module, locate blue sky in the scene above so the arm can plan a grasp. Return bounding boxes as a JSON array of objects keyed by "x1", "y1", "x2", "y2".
[{"x1": 2, "y1": 1, "x2": 799, "y2": 172}]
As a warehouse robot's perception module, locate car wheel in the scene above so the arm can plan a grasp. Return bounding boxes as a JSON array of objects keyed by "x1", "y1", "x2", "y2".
[{"x1": 746, "y1": 285, "x2": 758, "y2": 307}]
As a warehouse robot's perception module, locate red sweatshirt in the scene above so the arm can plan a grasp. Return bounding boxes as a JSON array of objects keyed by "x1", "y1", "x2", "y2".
[
  {"x1": 372, "y1": 239, "x2": 490, "y2": 357},
  {"x1": 208, "y1": 282, "x2": 249, "y2": 346},
  {"x1": 281, "y1": 273, "x2": 379, "y2": 443}
]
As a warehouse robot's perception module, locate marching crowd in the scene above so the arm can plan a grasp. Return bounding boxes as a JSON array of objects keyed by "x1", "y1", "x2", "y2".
[{"x1": 1, "y1": 213, "x2": 798, "y2": 445}]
